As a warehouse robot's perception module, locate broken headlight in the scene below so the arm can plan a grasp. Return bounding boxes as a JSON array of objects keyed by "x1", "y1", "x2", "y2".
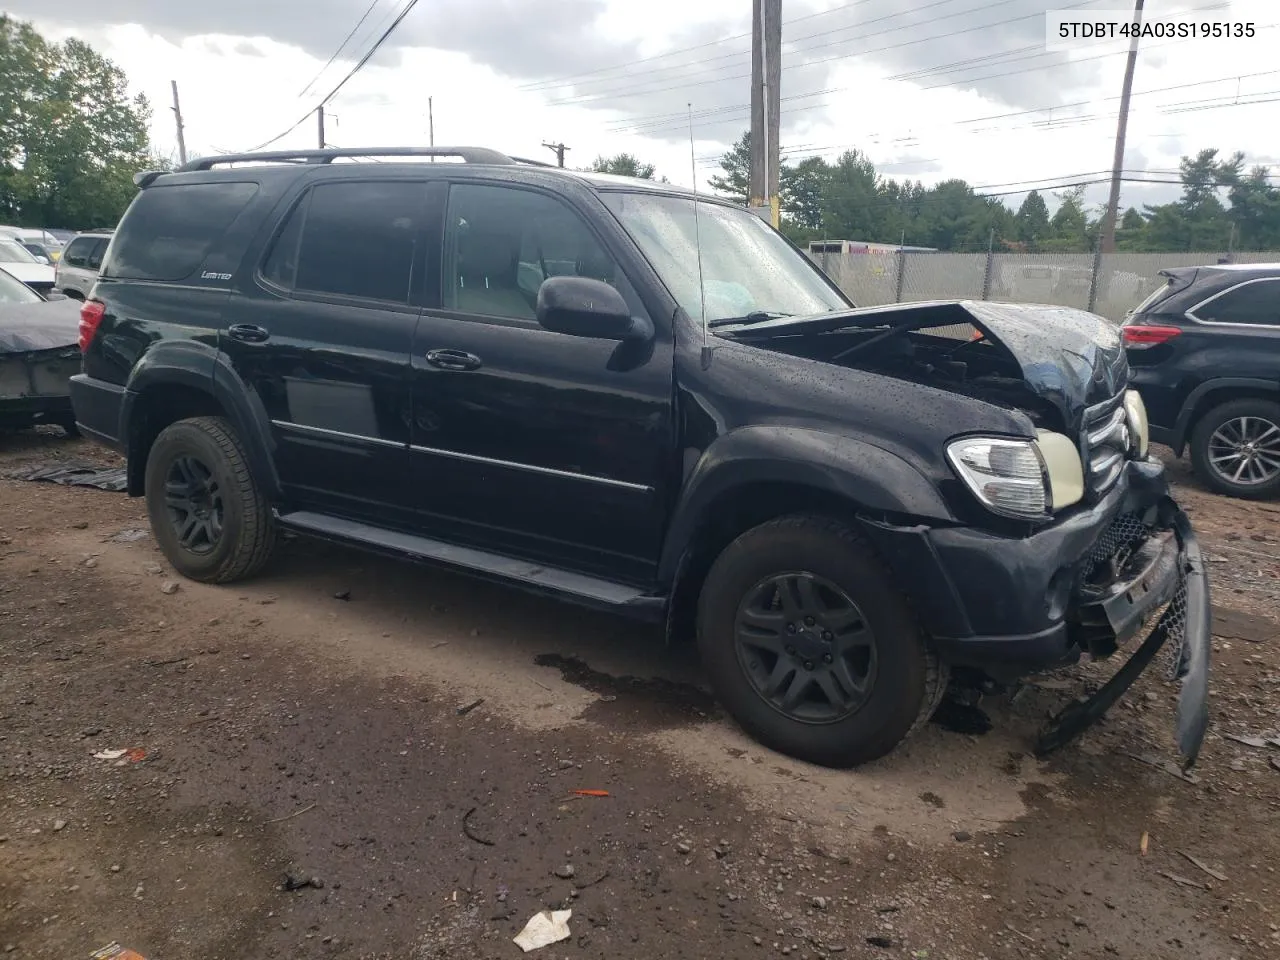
[
  {"x1": 947, "y1": 437, "x2": 1049, "y2": 520},
  {"x1": 948, "y1": 433, "x2": 1086, "y2": 521}
]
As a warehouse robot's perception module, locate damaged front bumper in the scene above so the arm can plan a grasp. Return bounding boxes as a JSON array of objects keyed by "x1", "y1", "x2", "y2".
[{"x1": 860, "y1": 458, "x2": 1211, "y2": 768}]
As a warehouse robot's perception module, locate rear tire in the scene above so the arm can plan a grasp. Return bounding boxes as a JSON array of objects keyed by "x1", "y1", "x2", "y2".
[
  {"x1": 1189, "y1": 398, "x2": 1280, "y2": 500},
  {"x1": 144, "y1": 416, "x2": 276, "y2": 583},
  {"x1": 695, "y1": 514, "x2": 946, "y2": 768}
]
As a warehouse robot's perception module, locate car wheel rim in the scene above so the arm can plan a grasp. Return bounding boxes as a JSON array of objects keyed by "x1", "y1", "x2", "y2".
[
  {"x1": 1207, "y1": 416, "x2": 1280, "y2": 486},
  {"x1": 163, "y1": 454, "x2": 224, "y2": 555},
  {"x1": 733, "y1": 571, "x2": 878, "y2": 725}
]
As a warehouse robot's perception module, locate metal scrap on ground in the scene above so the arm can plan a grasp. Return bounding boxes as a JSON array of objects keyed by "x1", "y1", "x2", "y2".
[{"x1": 9, "y1": 460, "x2": 127, "y2": 491}]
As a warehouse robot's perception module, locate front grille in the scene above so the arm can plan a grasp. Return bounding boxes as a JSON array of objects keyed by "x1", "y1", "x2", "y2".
[
  {"x1": 1081, "y1": 393, "x2": 1132, "y2": 497},
  {"x1": 1084, "y1": 511, "x2": 1148, "y2": 578}
]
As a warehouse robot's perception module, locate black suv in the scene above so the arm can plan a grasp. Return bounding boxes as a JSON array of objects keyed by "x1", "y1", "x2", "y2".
[
  {"x1": 69, "y1": 147, "x2": 1209, "y2": 768},
  {"x1": 1123, "y1": 262, "x2": 1280, "y2": 499}
]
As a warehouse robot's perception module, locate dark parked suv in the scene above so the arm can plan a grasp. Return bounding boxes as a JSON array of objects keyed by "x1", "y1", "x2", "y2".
[
  {"x1": 70, "y1": 147, "x2": 1209, "y2": 768},
  {"x1": 1123, "y1": 262, "x2": 1280, "y2": 499}
]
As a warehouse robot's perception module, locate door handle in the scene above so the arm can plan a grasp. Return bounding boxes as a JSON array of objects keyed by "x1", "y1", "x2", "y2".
[
  {"x1": 227, "y1": 323, "x2": 270, "y2": 343},
  {"x1": 425, "y1": 348, "x2": 482, "y2": 371}
]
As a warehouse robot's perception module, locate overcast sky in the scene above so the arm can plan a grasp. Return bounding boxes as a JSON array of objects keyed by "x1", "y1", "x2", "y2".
[{"x1": 13, "y1": 0, "x2": 1280, "y2": 215}]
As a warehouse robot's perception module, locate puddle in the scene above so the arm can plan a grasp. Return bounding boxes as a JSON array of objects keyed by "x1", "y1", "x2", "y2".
[{"x1": 533, "y1": 653, "x2": 719, "y2": 731}]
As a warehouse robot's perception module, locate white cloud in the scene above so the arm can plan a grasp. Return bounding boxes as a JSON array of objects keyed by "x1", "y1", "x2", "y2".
[{"x1": 23, "y1": 0, "x2": 1280, "y2": 214}]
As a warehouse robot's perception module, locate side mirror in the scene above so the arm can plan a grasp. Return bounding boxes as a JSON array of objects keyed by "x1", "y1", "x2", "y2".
[
  {"x1": 535, "y1": 276, "x2": 651, "y2": 341},
  {"x1": 44, "y1": 291, "x2": 67, "y2": 301}
]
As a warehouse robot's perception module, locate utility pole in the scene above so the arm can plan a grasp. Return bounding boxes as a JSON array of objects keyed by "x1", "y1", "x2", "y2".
[
  {"x1": 428, "y1": 97, "x2": 434, "y2": 147},
  {"x1": 316, "y1": 106, "x2": 326, "y2": 149},
  {"x1": 170, "y1": 81, "x2": 187, "y2": 166},
  {"x1": 542, "y1": 141, "x2": 569, "y2": 167},
  {"x1": 749, "y1": 0, "x2": 781, "y2": 227},
  {"x1": 1098, "y1": 0, "x2": 1145, "y2": 253}
]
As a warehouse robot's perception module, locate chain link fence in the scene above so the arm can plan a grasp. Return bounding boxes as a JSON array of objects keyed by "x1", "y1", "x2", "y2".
[{"x1": 810, "y1": 249, "x2": 1280, "y2": 322}]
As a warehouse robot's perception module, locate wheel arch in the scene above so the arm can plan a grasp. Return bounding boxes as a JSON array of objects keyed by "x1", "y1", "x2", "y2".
[
  {"x1": 1171, "y1": 377, "x2": 1280, "y2": 456},
  {"x1": 659, "y1": 427, "x2": 953, "y2": 647},
  {"x1": 121, "y1": 343, "x2": 279, "y2": 498}
]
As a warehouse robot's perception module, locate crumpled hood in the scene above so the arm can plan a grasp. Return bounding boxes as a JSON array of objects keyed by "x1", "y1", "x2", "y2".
[
  {"x1": 0, "y1": 296, "x2": 82, "y2": 355},
  {"x1": 728, "y1": 299, "x2": 1128, "y2": 429}
]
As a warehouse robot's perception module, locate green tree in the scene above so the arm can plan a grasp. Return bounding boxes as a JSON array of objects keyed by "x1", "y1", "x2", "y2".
[
  {"x1": 587, "y1": 152, "x2": 657, "y2": 180},
  {"x1": 1228, "y1": 166, "x2": 1280, "y2": 250},
  {"x1": 1014, "y1": 190, "x2": 1050, "y2": 248},
  {"x1": 0, "y1": 16, "x2": 152, "y2": 229},
  {"x1": 1115, "y1": 206, "x2": 1148, "y2": 250},
  {"x1": 1043, "y1": 185, "x2": 1090, "y2": 251},
  {"x1": 780, "y1": 155, "x2": 828, "y2": 234},
  {"x1": 708, "y1": 131, "x2": 750, "y2": 204},
  {"x1": 821, "y1": 149, "x2": 882, "y2": 240}
]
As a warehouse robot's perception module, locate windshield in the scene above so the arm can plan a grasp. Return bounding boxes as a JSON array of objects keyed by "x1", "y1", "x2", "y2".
[
  {"x1": 0, "y1": 266, "x2": 42, "y2": 303},
  {"x1": 0, "y1": 239, "x2": 39, "y2": 264},
  {"x1": 601, "y1": 191, "x2": 848, "y2": 324}
]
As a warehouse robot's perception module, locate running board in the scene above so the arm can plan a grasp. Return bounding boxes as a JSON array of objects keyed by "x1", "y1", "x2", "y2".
[{"x1": 275, "y1": 510, "x2": 665, "y2": 619}]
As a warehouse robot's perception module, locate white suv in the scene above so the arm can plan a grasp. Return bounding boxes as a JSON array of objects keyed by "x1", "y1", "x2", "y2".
[{"x1": 54, "y1": 231, "x2": 112, "y2": 299}]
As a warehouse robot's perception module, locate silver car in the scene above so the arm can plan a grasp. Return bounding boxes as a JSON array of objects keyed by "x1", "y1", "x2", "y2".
[{"x1": 54, "y1": 231, "x2": 113, "y2": 300}]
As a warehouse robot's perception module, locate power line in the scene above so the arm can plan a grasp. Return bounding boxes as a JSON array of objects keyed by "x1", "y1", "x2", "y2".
[
  {"x1": 245, "y1": 0, "x2": 423, "y2": 152},
  {"x1": 690, "y1": 71, "x2": 1280, "y2": 168},
  {"x1": 298, "y1": 0, "x2": 386, "y2": 98},
  {"x1": 544, "y1": 0, "x2": 1029, "y2": 102},
  {"x1": 545, "y1": 0, "x2": 1104, "y2": 107},
  {"x1": 612, "y1": 5, "x2": 1250, "y2": 137},
  {"x1": 517, "y1": 0, "x2": 884, "y2": 92}
]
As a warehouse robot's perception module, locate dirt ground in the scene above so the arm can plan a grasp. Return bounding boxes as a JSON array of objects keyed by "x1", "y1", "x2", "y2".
[{"x1": 0, "y1": 430, "x2": 1277, "y2": 960}]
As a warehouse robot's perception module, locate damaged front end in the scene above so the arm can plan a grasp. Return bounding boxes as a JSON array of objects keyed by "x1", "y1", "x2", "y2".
[
  {"x1": 724, "y1": 299, "x2": 1211, "y2": 768},
  {"x1": 1036, "y1": 475, "x2": 1210, "y2": 768}
]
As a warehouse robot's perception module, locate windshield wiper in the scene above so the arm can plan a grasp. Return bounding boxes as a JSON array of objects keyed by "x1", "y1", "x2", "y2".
[{"x1": 707, "y1": 311, "x2": 793, "y2": 328}]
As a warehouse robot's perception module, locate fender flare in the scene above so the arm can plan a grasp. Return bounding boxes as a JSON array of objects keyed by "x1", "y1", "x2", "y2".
[
  {"x1": 120, "y1": 340, "x2": 280, "y2": 497},
  {"x1": 1171, "y1": 377, "x2": 1280, "y2": 455},
  {"x1": 656, "y1": 424, "x2": 953, "y2": 584}
]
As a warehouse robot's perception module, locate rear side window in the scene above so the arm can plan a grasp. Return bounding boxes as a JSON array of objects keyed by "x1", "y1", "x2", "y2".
[
  {"x1": 261, "y1": 180, "x2": 423, "y2": 304},
  {"x1": 1195, "y1": 278, "x2": 1280, "y2": 325},
  {"x1": 106, "y1": 182, "x2": 258, "y2": 281},
  {"x1": 62, "y1": 237, "x2": 94, "y2": 268},
  {"x1": 86, "y1": 238, "x2": 109, "y2": 269}
]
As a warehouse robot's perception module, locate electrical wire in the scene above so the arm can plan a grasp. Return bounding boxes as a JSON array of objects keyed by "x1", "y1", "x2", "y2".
[
  {"x1": 244, "y1": 0, "x2": 424, "y2": 152},
  {"x1": 612, "y1": 5, "x2": 1250, "y2": 137},
  {"x1": 541, "y1": 0, "x2": 1032, "y2": 102},
  {"x1": 297, "y1": 0, "x2": 386, "y2": 98},
  {"x1": 545, "y1": 0, "x2": 1106, "y2": 107},
  {"x1": 688, "y1": 73, "x2": 1280, "y2": 168},
  {"x1": 517, "y1": 0, "x2": 887, "y2": 92}
]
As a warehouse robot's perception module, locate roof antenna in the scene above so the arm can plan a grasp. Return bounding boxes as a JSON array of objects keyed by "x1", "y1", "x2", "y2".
[{"x1": 689, "y1": 102, "x2": 711, "y2": 370}]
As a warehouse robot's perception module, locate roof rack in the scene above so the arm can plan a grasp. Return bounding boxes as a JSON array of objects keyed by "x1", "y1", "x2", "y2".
[{"x1": 176, "y1": 146, "x2": 517, "y2": 173}]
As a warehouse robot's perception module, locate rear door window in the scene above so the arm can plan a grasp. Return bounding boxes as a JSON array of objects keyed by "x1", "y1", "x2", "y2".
[
  {"x1": 105, "y1": 181, "x2": 259, "y2": 281},
  {"x1": 1195, "y1": 278, "x2": 1280, "y2": 325},
  {"x1": 260, "y1": 180, "x2": 424, "y2": 304}
]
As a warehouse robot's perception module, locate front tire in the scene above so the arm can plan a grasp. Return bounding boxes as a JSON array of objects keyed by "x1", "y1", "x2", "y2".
[
  {"x1": 144, "y1": 416, "x2": 276, "y2": 583},
  {"x1": 1189, "y1": 398, "x2": 1280, "y2": 500},
  {"x1": 696, "y1": 514, "x2": 946, "y2": 768}
]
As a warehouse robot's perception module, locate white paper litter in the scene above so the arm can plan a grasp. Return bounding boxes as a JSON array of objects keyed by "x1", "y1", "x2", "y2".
[
  {"x1": 513, "y1": 909, "x2": 572, "y2": 952},
  {"x1": 92, "y1": 749, "x2": 128, "y2": 760}
]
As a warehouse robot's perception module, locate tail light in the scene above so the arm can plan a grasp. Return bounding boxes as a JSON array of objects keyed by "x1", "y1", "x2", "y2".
[
  {"x1": 78, "y1": 299, "x2": 105, "y2": 352},
  {"x1": 1121, "y1": 324, "x2": 1182, "y2": 349}
]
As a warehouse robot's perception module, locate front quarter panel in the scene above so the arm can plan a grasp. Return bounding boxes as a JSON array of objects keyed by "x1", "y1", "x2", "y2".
[{"x1": 658, "y1": 424, "x2": 955, "y2": 580}]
